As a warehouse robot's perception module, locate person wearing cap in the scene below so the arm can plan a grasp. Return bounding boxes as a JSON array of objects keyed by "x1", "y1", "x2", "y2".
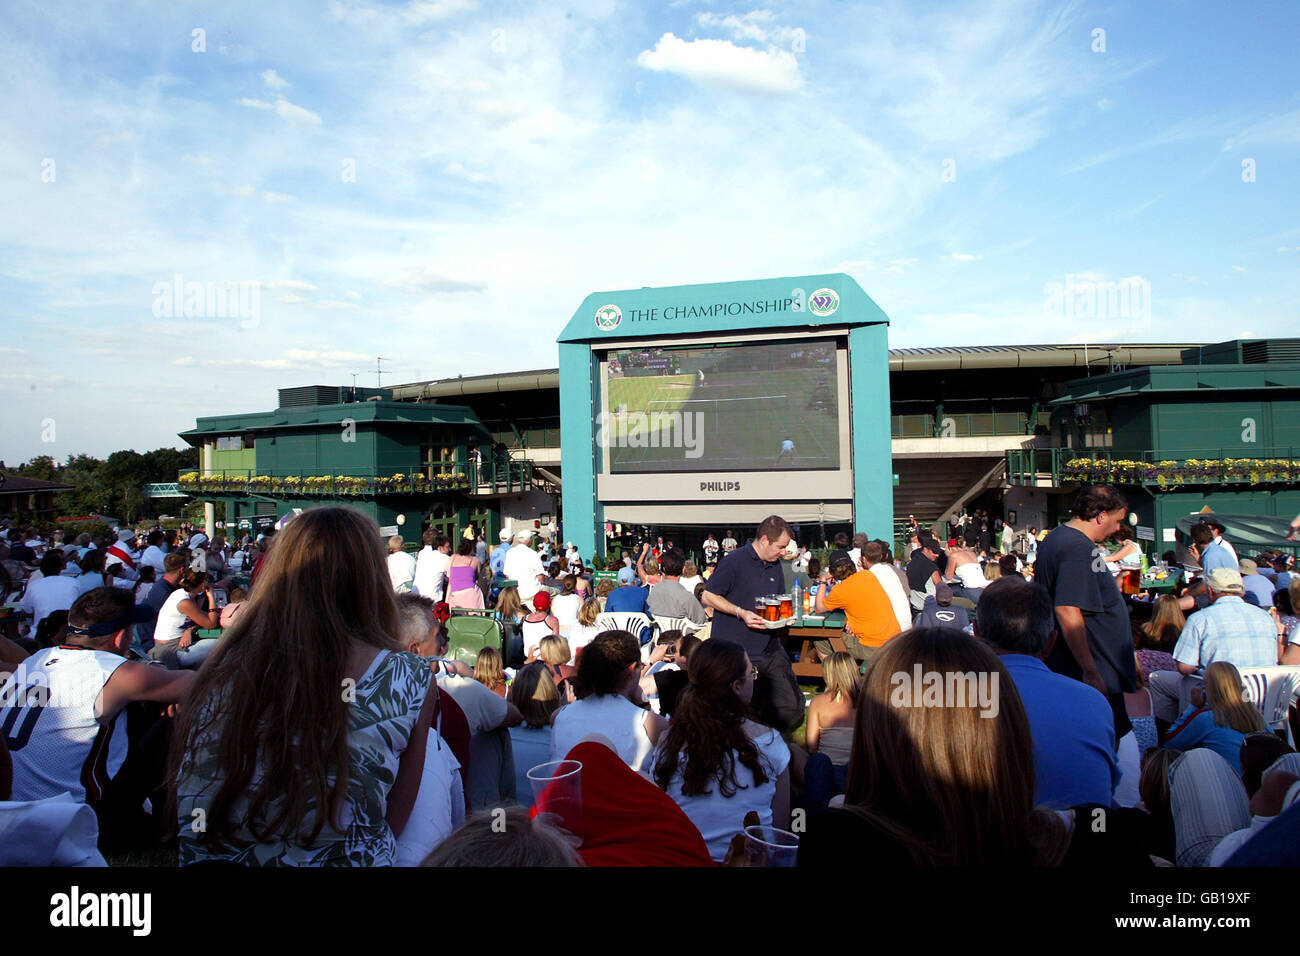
[
  {"x1": 490, "y1": 528, "x2": 512, "y2": 579},
  {"x1": 1236, "y1": 558, "x2": 1274, "y2": 608},
  {"x1": 606, "y1": 566, "x2": 651, "y2": 617},
  {"x1": 1148, "y1": 566, "x2": 1280, "y2": 722},
  {"x1": 2, "y1": 586, "x2": 191, "y2": 851},
  {"x1": 916, "y1": 582, "x2": 971, "y2": 631},
  {"x1": 905, "y1": 534, "x2": 945, "y2": 611},
  {"x1": 503, "y1": 529, "x2": 546, "y2": 603}
]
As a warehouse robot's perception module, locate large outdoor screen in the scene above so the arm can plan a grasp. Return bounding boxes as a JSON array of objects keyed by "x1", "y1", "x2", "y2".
[{"x1": 602, "y1": 339, "x2": 841, "y2": 473}]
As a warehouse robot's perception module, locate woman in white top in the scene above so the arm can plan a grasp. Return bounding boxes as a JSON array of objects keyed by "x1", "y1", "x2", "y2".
[
  {"x1": 521, "y1": 590, "x2": 560, "y2": 660},
  {"x1": 550, "y1": 629, "x2": 667, "y2": 773},
  {"x1": 565, "y1": 597, "x2": 601, "y2": 664},
  {"x1": 150, "y1": 568, "x2": 221, "y2": 669},
  {"x1": 652, "y1": 638, "x2": 790, "y2": 862},
  {"x1": 550, "y1": 576, "x2": 582, "y2": 634},
  {"x1": 1103, "y1": 524, "x2": 1142, "y2": 574},
  {"x1": 678, "y1": 560, "x2": 703, "y2": 596}
]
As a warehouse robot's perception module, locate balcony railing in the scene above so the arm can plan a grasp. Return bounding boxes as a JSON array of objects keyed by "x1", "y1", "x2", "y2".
[
  {"x1": 892, "y1": 411, "x2": 1050, "y2": 439},
  {"x1": 177, "y1": 459, "x2": 534, "y2": 498},
  {"x1": 1006, "y1": 447, "x2": 1300, "y2": 489}
]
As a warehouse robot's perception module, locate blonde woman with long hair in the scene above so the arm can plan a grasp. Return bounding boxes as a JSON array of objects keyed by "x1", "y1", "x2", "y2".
[
  {"x1": 566, "y1": 597, "x2": 601, "y2": 662},
  {"x1": 475, "y1": 646, "x2": 507, "y2": 698},
  {"x1": 494, "y1": 586, "x2": 527, "y2": 667},
  {"x1": 801, "y1": 652, "x2": 861, "y2": 805},
  {"x1": 797, "y1": 628, "x2": 1155, "y2": 867},
  {"x1": 1162, "y1": 661, "x2": 1266, "y2": 775}
]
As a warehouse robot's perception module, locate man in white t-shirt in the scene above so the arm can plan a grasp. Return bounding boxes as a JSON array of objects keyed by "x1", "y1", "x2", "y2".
[
  {"x1": 862, "y1": 540, "x2": 912, "y2": 633},
  {"x1": 720, "y1": 531, "x2": 738, "y2": 557},
  {"x1": 140, "y1": 531, "x2": 168, "y2": 577},
  {"x1": 413, "y1": 531, "x2": 452, "y2": 601},
  {"x1": 703, "y1": 534, "x2": 720, "y2": 567},
  {"x1": 20, "y1": 552, "x2": 81, "y2": 632},
  {"x1": 503, "y1": 531, "x2": 546, "y2": 603},
  {"x1": 387, "y1": 536, "x2": 416, "y2": 592}
]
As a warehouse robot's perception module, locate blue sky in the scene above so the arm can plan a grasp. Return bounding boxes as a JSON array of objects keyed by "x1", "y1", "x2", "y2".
[{"x1": 2, "y1": 0, "x2": 1297, "y2": 462}]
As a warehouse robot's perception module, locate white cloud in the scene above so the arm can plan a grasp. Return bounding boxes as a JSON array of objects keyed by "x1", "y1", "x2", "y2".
[
  {"x1": 637, "y1": 33, "x2": 802, "y2": 94},
  {"x1": 404, "y1": 0, "x2": 478, "y2": 22},
  {"x1": 1096, "y1": 97, "x2": 1114, "y2": 111},
  {"x1": 1231, "y1": 265, "x2": 1246, "y2": 274},
  {"x1": 260, "y1": 69, "x2": 289, "y2": 90},
  {"x1": 383, "y1": 268, "x2": 487, "y2": 294},
  {"x1": 309, "y1": 299, "x2": 358, "y2": 310},
  {"x1": 277, "y1": 294, "x2": 305, "y2": 304},
  {"x1": 344, "y1": 291, "x2": 361, "y2": 299},
  {"x1": 696, "y1": 10, "x2": 803, "y2": 48},
  {"x1": 238, "y1": 96, "x2": 322, "y2": 125},
  {"x1": 232, "y1": 184, "x2": 256, "y2": 197},
  {"x1": 262, "y1": 191, "x2": 294, "y2": 203},
  {"x1": 261, "y1": 280, "x2": 318, "y2": 292},
  {"x1": 444, "y1": 161, "x2": 489, "y2": 183},
  {"x1": 944, "y1": 252, "x2": 978, "y2": 262}
]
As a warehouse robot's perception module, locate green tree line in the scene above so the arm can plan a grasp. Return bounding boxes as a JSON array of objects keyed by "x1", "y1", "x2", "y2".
[{"x1": 8, "y1": 447, "x2": 199, "y2": 524}]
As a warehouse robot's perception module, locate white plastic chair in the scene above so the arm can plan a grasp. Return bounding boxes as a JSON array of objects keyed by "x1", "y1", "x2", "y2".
[
  {"x1": 649, "y1": 616, "x2": 703, "y2": 636},
  {"x1": 1238, "y1": 665, "x2": 1300, "y2": 746},
  {"x1": 595, "y1": 611, "x2": 654, "y2": 647}
]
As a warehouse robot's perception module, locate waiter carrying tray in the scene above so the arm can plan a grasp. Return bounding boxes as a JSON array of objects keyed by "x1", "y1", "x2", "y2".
[{"x1": 702, "y1": 515, "x2": 804, "y2": 732}]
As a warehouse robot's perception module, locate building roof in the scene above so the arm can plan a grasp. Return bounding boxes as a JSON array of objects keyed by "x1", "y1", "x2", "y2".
[
  {"x1": 179, "y1": 400, "x2": 492, "y2": 445},
  {"x1": 387, "y1": 343, "x2": 1201, "y2": 399},
  {"x1": 0, "y1": 473, "x2": 75, "y2": 495},
  {"x1": 1052, "y1": 363, "x2": 1300, "y2": 403}
]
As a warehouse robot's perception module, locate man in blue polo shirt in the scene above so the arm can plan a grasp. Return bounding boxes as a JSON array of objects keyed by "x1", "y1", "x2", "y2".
[
  {"x1": 702, "y1": 515, "x2": 804, "y2": 732},
  {"x1": 975, "y1": 576, "x2": 1120, "y2": 809}
]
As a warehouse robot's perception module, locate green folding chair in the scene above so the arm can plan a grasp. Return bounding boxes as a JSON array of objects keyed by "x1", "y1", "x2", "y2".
[{"x1": 445, "y1": 614, "x2": 503, "y2": 669}]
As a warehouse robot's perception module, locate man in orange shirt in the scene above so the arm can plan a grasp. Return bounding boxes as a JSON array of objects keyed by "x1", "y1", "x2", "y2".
[{"x1": 814, "y1": 554, "x2": 902, "y2": 670}]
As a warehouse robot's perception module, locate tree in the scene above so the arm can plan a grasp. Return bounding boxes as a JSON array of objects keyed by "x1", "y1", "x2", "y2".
[{"x1": 16, "y1": 455, "x2": 58, "y2": 481}]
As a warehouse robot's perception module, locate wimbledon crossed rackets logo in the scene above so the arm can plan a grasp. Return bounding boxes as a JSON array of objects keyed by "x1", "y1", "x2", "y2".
[
  {"x1": 808, "y1": 288, "x2": 839, "y2": 317},
  {"x1": 594, "y1": 304, "x2": 622, "y2": 330}
]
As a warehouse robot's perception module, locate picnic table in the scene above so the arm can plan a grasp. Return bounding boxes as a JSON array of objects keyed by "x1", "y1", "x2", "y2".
[{"x1": 785, "y1": 611, "x2": 848, "y2": 678}]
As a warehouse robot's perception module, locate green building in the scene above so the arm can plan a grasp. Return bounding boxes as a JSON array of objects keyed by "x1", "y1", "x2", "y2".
[
  {"x1": 1007, "y1": 339, "x2": 1300, "y2": 555},
  {"x1": 169, "y1": 386, "x2": 542, "y2": 544}
]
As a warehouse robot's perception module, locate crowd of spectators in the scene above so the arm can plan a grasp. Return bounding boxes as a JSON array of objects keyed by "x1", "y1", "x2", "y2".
[{"x1": 2, "y1": 492, "x2": 1299, "y2": 868}]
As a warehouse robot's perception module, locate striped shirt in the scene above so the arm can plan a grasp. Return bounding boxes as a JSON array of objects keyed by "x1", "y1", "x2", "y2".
[{"x1": 1172, "y1": 596, "x2": 1277, "y2": 672}]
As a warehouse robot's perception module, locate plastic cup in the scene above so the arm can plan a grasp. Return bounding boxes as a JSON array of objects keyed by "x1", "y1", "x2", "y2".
[
  {"x1": 527, "y1": 759, "x2": 583, "y2": 845},
  {"x1": 743, "y1": 825, "x2": 799, "y2": 867}
]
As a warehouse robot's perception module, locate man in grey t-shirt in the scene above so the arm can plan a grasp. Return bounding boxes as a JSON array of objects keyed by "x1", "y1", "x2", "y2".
[{"x1": 646, "y1": 548, "x2": 707, "y2": 625}]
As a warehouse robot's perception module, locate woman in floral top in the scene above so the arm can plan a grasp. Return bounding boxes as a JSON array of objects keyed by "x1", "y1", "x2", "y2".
[{"x1": 171, "y1": 508, "x2": 438, "y2": 866}]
